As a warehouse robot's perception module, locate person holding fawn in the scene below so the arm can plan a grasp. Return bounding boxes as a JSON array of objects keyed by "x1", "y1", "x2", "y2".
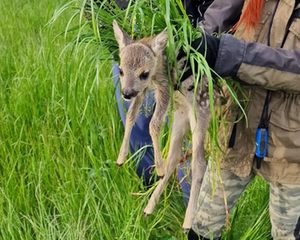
[{"x1": 186, "y1": 0, "x2": 300, "y2": 239}]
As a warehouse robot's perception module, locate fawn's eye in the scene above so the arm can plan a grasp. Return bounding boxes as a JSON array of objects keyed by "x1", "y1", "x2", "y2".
[
  {"x1": 119, "y1": 68, "x2": 124, "y2": 76},
  {"x1": 140, "y1": 71, "x2": 149, "y2": 80}
]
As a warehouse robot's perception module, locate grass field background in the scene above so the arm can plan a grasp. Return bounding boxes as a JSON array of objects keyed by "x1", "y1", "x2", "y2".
[{"x1": 0, "y1": 0, "x2": 271, "y2": 239}]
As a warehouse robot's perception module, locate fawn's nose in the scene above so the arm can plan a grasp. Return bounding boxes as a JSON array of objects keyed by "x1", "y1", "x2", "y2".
[{"x1": 122, "y1": 90, "x2": 138, "y2": 100}]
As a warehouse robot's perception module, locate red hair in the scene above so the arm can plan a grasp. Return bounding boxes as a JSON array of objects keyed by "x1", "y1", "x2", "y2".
[{"x1": 232, "y1": 0, "x2": 264, "y2": 33}]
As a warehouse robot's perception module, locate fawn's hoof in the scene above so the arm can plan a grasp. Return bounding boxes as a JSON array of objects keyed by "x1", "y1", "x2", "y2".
[
  {"x1": 158, "y1": 175, "x2": 164, "y2": 179},
  {"x1": 143, "y1": 212, "x2": 150, "y2": 217},
  {"x1": 116, "y1": 163, "x2": 123, "y2": 167},
  {"x1": 182, "y1": 228, "x2": 190, "y2": 234}
]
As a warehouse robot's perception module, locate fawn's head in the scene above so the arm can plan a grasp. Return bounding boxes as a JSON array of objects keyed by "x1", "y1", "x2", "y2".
[{"x1": 113, "y1": 20, "x2": 168, "y2": 101}]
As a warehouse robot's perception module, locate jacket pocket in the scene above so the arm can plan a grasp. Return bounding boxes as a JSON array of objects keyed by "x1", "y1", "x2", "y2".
[{"x1": 266, "y1": 110, "x2": 300, "y2": 162}]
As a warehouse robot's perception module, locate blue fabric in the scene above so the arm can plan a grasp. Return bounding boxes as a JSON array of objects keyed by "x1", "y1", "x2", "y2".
[{"x1": 112, "y1": 63, "x2": 191, "y2": 203}]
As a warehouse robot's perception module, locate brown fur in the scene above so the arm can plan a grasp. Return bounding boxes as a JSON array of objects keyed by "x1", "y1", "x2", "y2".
[{"x1": 113, "y1": 20, "x2": 220, "y2": 231}]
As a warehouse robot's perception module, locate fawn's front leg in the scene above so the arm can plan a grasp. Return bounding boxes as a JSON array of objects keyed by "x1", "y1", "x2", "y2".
[
  {"x1": 149, "y1": 85, "x2": 170, "y2": 178},
  {"x1": 144, "y1": 103, "x2": 189, "y2": 215},
  {"x1": 182, "y1": 108, "x2": 211, "y2": 232},
  {"x1": 117, "y1": 93, "x2": 145, "y2": 166}
]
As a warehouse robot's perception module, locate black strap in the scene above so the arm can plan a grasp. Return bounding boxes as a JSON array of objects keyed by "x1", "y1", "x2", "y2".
[
  {"x1": 281, "y1": 1, "x2": 300, "y2": 46},
  {"x1": 258, "y1": 90, "x2": 271, "y2": 130},
  {"x1": 228, "y1": 116, "x2": 238, "y2": 148}
]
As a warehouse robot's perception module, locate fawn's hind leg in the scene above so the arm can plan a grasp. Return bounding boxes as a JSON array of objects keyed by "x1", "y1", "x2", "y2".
[
  {"x1": 144, "y1": 105, "x2": 189, "y2": 215},
  {"x1": 117, "y1": 93, "x2": 145, "y2": 166},
  {"x1": 182, "y1": 108, "x2": 211, "y2": 232}
]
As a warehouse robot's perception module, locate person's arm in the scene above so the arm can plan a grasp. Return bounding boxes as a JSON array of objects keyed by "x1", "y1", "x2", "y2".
[
  {"x1": 200, "y1": 0, "x2": 244, "y2": 34},
  {"x1": 186, "y1": 0, "x2": 300, "y2": 92},
  {"x1": 215, "y1": 34, "x2": 300, "y2": 92}
]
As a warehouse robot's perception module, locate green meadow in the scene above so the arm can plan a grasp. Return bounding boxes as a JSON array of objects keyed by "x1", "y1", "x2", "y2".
[{"x1": 0, "y1": 0, "x2": 271, "y2": 239}]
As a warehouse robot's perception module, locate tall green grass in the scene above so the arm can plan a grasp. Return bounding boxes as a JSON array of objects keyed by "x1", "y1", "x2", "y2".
[{"x1": 0, "y1": 0, "x2": 270, "y2": 239}]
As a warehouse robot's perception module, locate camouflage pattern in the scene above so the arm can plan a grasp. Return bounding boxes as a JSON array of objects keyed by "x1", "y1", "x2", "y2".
[
  {"x1": 270, "y1": 182, "x2": 300, "y2": 239},
  {"x1": 192, "y1": 163, "x2": 254, "y2": 238},
  {"x1": 192, "y1": 164, "x2": 300, "y2": 239}
]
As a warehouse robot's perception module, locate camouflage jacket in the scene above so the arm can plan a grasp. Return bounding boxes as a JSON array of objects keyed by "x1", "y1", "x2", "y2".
[{"x1": 201, "y1": 0, "x2": 300, "y2": 184}]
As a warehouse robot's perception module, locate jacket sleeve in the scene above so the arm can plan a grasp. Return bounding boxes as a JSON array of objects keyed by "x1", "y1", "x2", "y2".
[
  {"x1": 201, "y1": 0, "x2": 244, "y2": 35},
  {"x1": 215, "y1": 34, "x2": 300, "y2": 92}
]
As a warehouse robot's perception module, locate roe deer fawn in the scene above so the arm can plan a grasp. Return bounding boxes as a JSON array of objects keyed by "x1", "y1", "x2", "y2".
[{"x1": 113, "y1": 20, "x2": 220, "y2": 232}]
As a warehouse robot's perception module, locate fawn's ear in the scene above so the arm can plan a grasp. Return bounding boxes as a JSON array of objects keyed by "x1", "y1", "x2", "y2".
[
  {"x1": 150, "y1": 28, "x2": 168, "y2": 55},
  {"x1": 113, "y1": 20, "x2": 133, "y2": 50}
]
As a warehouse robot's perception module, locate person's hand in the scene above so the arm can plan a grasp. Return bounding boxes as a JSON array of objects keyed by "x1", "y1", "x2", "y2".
[{"x1": 177, "y1": 32, "x2": 220, "y2": 81}]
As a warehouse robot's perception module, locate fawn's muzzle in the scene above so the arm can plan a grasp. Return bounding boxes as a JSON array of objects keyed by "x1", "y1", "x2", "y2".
[{"x1": 122, "y1": 90, "x2": 138, "y2": 100}]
